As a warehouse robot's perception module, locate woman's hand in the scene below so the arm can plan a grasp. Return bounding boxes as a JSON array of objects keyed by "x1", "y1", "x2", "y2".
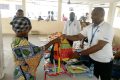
[
  {"x1": 61, "y1": 34, "x2": 67, "y2": 40},
  {"x1": 44, "y1": 37, "x2": 61, "y2": 50},
  {"x1": 52, "y1": 37, "x2": 61, "y2": 44}
]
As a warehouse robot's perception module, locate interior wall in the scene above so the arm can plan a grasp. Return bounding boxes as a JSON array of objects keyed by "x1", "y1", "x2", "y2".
[
  {"x1": 1, "y1": 18, "x2": 64, "y2": 34},
  {"x1": 1, "y1": 18, "x2": 120, "y2": 46},
  {"x1": 113, "y1": 28, "x2": 120, "y2": 46}
]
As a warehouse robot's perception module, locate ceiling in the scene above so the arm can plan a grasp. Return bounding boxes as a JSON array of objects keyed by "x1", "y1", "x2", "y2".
[
  {"x1": 62, "y1": 0, "x2": 120, "y2": 5},
  {"x1": 2, "y1": 0, "x2": 120, "y2": 5}
]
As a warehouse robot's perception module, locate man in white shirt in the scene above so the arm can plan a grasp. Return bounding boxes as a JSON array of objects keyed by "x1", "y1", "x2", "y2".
[
  {"x1": 63, "y1": 7, "x2": 114, "y2": 80},
  {"x1": 63, "y1": 12, "x2": 81, "y2": 46}
]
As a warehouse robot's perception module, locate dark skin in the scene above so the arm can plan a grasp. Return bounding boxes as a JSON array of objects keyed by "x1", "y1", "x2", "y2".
[
  {"x1": 91, "y1": 9, "x2": 104, "y2": 26},
  {"x1": 63, "y1": 8, "x2": 108, "y2": 56},
  {"x1": 16, "y1": 27, "x2": 30, "y2": 37},
  {"x1": 16, "y1": 10, "x2": 24, "y2": 17},
  {"x1": 69, "y1": 12, "x2": 75, "y2": 22}
]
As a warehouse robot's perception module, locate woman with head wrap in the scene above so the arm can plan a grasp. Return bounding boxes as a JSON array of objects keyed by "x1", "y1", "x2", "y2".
[{"x1": 11, "y1": 12, "x2": 60, "y2": 80}]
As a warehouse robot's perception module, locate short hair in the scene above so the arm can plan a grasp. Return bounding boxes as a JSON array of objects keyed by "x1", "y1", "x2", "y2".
[
  {"x1": 93, "y1": 7, "x2": 105, "y2": 16},
  {"x1": 70, "y1": 12, "x2": 75, "y2": 16},
  {"x1": 17, "y1": 9, "x2": 23, "y2": 13}
]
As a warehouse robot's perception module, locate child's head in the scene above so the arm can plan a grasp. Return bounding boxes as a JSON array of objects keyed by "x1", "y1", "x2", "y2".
[{"x1": 16, "y1": 9, "x2": 24, "y2": 17}]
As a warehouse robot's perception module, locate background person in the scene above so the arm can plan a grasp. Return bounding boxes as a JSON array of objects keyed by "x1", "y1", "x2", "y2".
[{"x1": 63, "y1": 12, "x2": 81, "y2": 46}]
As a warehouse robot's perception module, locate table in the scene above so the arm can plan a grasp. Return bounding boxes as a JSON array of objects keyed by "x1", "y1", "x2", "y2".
[
  {"x1": 44, "y1": 64, "x2": 97, "y2": 80},
  {"x1": 45, "y1": 72, "x2": 97, "y2": 80}
]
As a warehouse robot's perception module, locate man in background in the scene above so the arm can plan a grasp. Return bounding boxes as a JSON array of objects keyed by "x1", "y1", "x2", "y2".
[{"x1": 63, "y1": 12, "x2": 81, "y2": 46}]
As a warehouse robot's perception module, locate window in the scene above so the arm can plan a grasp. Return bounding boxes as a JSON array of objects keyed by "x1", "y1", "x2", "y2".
[
  {"x1": 16, "y1": 5, "x2": 22, "y2": 10},
  {"x1": 103, "y1": 7, "x2": 109, "y2": 21},
  {"x1": 62, "y1": 3, "x2": 89, "y2": 21},
  {"x1": 0, "y1": 4, "x2": 9, "y2": 10},
  {"x1": 0, "y1": 0, "x2": 22, "y2": 18},
  {"x1": 26, "y1": 0, "x2": 58, "y2": 20},
  {"x1": 113, "y1": 7, "x2": 120, "y2": 28}
]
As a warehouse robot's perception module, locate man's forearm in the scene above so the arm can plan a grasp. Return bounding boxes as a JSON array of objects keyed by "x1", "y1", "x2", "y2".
[
  {"x1": 65, "y1": 34, "x2": 84, "y2": 41},
  {"x1": 80, "y1": 44, "x2": 103, "y2": 55},
  {"x1": 80, "y1": 40, "x2": 107, "y2": 55}
]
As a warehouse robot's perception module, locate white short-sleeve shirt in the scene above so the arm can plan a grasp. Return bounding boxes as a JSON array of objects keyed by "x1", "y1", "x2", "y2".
[
  {"x1": 80, "y1": 21, "x2": 114, "y2": 63},
  {"x1": 63, "y1": 20, "x2": 81, "y2": 35}
]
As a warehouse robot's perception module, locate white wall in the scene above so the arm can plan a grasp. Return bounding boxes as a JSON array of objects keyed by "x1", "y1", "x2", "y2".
[
  {"x1": 1, "y1": 18, "x2": 64, "y2": 34},
  {"x1": 0, "y1": 10, "x2": 4, "y2": 79}
]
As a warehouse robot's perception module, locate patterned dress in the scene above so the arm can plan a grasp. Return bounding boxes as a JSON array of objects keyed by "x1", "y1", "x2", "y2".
[{"x1": 11, "y1": 37, "x2": 44, "y2": 80}]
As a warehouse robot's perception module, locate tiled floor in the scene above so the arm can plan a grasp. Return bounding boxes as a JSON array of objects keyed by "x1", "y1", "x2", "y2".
[{"x1": 1, "y1": 35, "x2": 97, "y2": 80}]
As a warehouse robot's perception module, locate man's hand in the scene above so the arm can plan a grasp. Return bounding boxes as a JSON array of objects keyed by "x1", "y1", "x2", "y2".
[{"x1": 74, "y1": 51, "x2": 81, "y2": 56}]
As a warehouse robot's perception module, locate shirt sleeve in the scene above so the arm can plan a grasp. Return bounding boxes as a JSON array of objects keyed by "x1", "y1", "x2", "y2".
[
  {"x1": 98, "y1": 25, "x2": 114, "y2": 43},
  {"x1": 77, "y1": 21, "x2": 81, "y2": 32},
  {"x1": 80, "y1": 26, "x2": 89, "y2": 37}
]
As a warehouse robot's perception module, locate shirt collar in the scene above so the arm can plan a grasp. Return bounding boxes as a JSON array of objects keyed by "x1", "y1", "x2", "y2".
[
  {"x1": 69, "y1": 19, "x2": 75, "y2": 22},
  {"x1": 92, "y1": 21, "x2": 104, "y2": 27},
  {"x1": 98, "y1": 21, "x2": 104, "y2": 27}
]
